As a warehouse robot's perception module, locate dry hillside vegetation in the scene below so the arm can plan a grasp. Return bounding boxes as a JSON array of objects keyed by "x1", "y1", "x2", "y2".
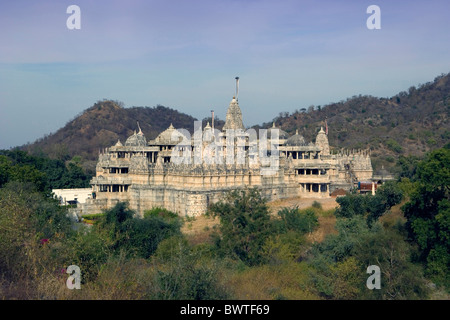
[{"x1": 182, "y1": 196, "x2": 339, "y2": 245}]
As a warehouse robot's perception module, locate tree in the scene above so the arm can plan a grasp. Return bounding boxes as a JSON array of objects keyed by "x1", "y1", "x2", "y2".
[
  {"x1": 209, "y1": 188, "x2": 275, "y2": 266},
  {"x1": 97, "y1": 202, "x2": 182, "y2": 259},
  {"x1": 366, "y1": 181, "x2": 403, "y2": 225},
  {"x1": 335, "y1": 194, "x2": 368, "y2": 218},
  {"x1": 335, "y1": 183, "x2": 403, "y2": 226},
  {"x1": 310, "y1": 215, "x2": 373, "y2": 263},
  {"x1": 402, "y1": 147, "x2": 450, "y2": 287},
  {"x1": 116, "y1": 214, "x2": 182, "y2": 259},
  {"x1": 60, "y1": 162, "x2": 90, "y2": 188},
  {"x1": 396, "y1": 155, "x2": 421, "y2": 179}
]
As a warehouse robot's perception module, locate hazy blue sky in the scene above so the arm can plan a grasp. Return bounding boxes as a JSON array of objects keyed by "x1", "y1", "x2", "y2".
[{"x1": 0, "y1": 0, "x2": 449, "y2": 149}]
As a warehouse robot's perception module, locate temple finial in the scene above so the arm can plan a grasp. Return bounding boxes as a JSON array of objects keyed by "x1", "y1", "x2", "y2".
[{"x1": 235, "y1": 76, "x2": 239, "y2": 100}]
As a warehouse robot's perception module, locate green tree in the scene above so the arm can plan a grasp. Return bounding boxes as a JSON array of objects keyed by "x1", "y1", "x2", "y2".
[
  {"x1": 97, "y1": 202, "x2": 182, "y2": 259},
  {"x1": 60, "y1": 162, "x2": 90, "y2": 188},
  {"x1": 58, "y1": 226, "x2": 112, "y2": 283},
  {"x1": 0, "y1": 155, "x2": 11, "y2": 187},
  {"x1": 335, "y1": 183, "x2": 403, "y2": 226},
  {"x1": 396, "y1": 155, "x2": 420, "y2": 180},
  {"x1": 402, "y1": 147, "x2": 450, "y2": 287},
  {"x1": 209, "y1": 188, "x2": 275, "y2": 266},
  {"x1": 366, "y1": 181, "x2": 403, "y2": 225},
  {"x1": 116, "y1": 215, "x2": 182, "y2": 259},
  {"x1": 335, "y1": 194, "x2": 368, "y2": 218}
]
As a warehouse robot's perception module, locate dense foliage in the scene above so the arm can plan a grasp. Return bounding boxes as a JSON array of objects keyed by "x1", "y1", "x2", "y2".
[
  {"x1": 0, "y1": 150, "x2": 90, "y2": 193},
  {"x1": 335, "y1": 181, "x2": 403, "y2": 225}
]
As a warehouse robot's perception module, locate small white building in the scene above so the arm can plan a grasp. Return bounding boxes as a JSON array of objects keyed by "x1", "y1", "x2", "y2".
[{"x1": 52, "y1": 188, "x2": 92, "y2": 205}]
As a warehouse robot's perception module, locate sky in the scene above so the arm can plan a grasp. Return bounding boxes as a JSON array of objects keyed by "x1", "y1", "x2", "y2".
[{"x1": 0, "y1": 0, "x2": 449, "y2": 149}]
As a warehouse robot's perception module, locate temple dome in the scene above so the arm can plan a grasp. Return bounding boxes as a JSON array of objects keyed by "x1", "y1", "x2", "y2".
[
  {"x1": 125, "y1": 130, "x2": 147, "y2": 147},
  {"x1": 285, "y1": 129, "x2": 307, "y2": 146},
  {"x1": 155, "y1": 123, "x2": 187, "y2": 144}
]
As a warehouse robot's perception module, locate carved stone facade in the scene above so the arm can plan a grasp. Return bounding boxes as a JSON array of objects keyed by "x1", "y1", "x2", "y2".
[{"x1": 78, "y1": 96, "x2": 373, "y2": 217}]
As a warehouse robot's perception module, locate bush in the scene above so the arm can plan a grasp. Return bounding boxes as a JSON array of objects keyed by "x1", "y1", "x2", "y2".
[
  {"x1": 275, "y1": 207, "x2": 319, "y2": 234},
  {"x1": 150, "y1": 236, "x2": 230, "y2": 299},
  {"x1": 310, "y1": 215, "x2": 374, "y2": 263},
  {"x1": 59, "y1": 226, "x2": 112, "y2": 283},
  {"x1": 312, "y1": 201, "x2": 322, "y2": 209},
  {"x1": 96, "y1": 202, "x2": 182, "y2": 259},
  {"x1": 335, "y1": 182, "x2": 403, "y2": 226},
  {"x1": 262, "y1": 231, "x2": 307, "y2": 264},
  {"x1": 116, "y1": 215, "x2": 182, "y2": 259},
  {"x1": 385, "y1": 138, "x2": 403, "y2": 153},
  {"x1": 309, "y1": 256, "x2": 362, "y2": 299},
  {"x1": 144, "y1": 207, "x2": 179, "y2": 221},
  {"x1": 0, "y1": 182, "x2": 73, "y2": 283}
]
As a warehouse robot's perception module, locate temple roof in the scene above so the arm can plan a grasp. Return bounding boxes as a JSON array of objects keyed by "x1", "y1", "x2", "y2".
[
  {"x1": 154, "y1": 123, "x2": 187, "y2": 145},
  {"x1": 285, "y1": 129, "x2": 307, "y2": 146},
  {"x1": 125, "y1": 129, "x2": 147, "y2": 147},
  {"x1": 222, "y1": 97, "x2": 245, "y2": 131}
]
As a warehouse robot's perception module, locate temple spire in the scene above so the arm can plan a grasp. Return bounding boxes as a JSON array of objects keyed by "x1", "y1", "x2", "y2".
[
  {"x1": 223, "y1": 78, "x2": 245, "y2": 131},
  {"x1": 235, "y1": 76, "x2": 239, "y2": 100}
]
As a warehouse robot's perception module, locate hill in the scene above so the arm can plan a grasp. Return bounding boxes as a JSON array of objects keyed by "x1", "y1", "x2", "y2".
[
  {"x1": 254, "y1": 72, "x2": 450, "y2": 172},
  {"x1": 21, "y1": 73, "x2": 449, "y2": 174}
]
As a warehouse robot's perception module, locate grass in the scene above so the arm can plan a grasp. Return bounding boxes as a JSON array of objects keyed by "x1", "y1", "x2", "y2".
[
  {"x1": 181, "y1": 214, "x2": 219, "y2": 246},
  {"x1": 225, "y1": 261, "x2": 320, "y2": 300}
]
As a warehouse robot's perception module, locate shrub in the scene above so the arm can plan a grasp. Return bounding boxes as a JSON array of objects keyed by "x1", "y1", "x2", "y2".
[
  {"x1": 115, "y1": 214, "x2": 182, "y2": 259},
  {"x1": 149, "y1": 236, "x2": 230, "y2": 299},
  {"x1": 144, "y1": 207, "x2": 178, "y2": 221},
  {"x1": 385, "y1": 138, "x2": 403, "y2": 153},
  {"x1": 312, "y1": 201, "x2": 322, "y2": 209},
  {"x1": 275, "y1": 207, "x2": 319, "y2": 234}
]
